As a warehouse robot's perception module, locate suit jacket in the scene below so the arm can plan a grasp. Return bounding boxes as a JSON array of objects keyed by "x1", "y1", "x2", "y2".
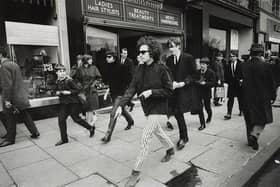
[
  {"x1": 166, "y1": 53, "x2": 197, "y2": 113},
  {"x1": 242, "y1": 57, "x2": 277, "y2": 125},
  {"x1": 120, "y1": 57, "x2": 134, "y2": 87},
  {"x1": 225, "y1": 59, "x2": 243, "y2": 97},
  {"x1": 0, "y1": 59, "x2": 30, "y2": 110},
  {"x1": 199, "y1": 68, "x2": 216, "y2": 99}
]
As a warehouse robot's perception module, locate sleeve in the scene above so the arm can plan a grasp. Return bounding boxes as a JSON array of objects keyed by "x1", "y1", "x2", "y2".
[
  {"x1": 151, "y1": 66, "x2": 173, "y2": 97},
  {"x1": 94, "y1": 66, "x2": 102, "y2": 79},
  {"x1": 68, "y1": 79, "x2": 82, "y2": 95},
  {"x1": 0, "y1": 66, "x2": 13, "y2": 101},
  {"x1": 204, "y1": 71, "x2": 216, "y2": 88}
]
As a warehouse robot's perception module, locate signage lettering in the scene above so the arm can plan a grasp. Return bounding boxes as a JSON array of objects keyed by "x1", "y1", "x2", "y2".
[
  {"x1": 160, "y1": 15, "x2": 179, "y2": 26},
  {"x1": 87, "y1": 0, "x2": 120, "y2": 16},
  {"x1": 127, "y1": 7, "x2": 154, "y2": 22}
]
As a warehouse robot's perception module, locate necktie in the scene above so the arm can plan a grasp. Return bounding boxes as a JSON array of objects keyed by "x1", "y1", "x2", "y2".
[
  {"x1": 231, "y1": 62, "x2": 235, "y2": 77},
  {"x1": 174, "y1": 55, "x2": 177, "y2": 65}
]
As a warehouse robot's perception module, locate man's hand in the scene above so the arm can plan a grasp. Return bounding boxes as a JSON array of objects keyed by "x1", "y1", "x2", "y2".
[
  {"x1": 217, "y1": 80, "x2": 221, "y2": 85},
  {"x1": 4, "y1": 101, "x2": 12, "y2": 109},
  {"x1": 104, "y1": 88, "x2": 110, "y2": 100},
  {"x1": 139, "y1": 90, "x2": 152, "y2": 99},
  {"x1": 200, "y1": 81, "x2": 206, "y2": 85},
  {"x1": 114, "y1": 106, "x2": 122, "y2": 119},
  {"x1": 56, "y1": 91, "x2": 61, "y2": 95}
]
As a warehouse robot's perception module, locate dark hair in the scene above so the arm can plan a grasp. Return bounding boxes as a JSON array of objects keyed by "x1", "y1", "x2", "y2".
[
  {"x1": 167, "y1": 37, "x2": 181, "y2": 48},
  {"x1": 0, "y1": 47, "x2": 8, "y2": 58},
  {"x1": 55, "y1": 64, "x2": 66, "y2": 71},
  {"x1": 200, "y1": 57, "x2": 210, "y2": 64},
  {"x1": 250, "y1": 44, "x2": 264, "y2": 57},
  {"x1": 137, "y1": 36, "x2": 162, "y2": 62},
  {"x1": 121, "y1": 48, "x2": 128, "y2": 52}
]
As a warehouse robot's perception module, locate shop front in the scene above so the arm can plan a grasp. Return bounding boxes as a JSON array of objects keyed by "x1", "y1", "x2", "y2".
[
  {"x1": 0, "y1": 0, "x2": 70, "y2": 116},
  {"x1": 66, "y1": 0, "x2": 185, "y2": 107},
  {"x1": 186, "y1": 0, "x2": 258, "y2": 60},
  {"x1": 258, "y1": 15, "x2": 280, "y2": 57}
]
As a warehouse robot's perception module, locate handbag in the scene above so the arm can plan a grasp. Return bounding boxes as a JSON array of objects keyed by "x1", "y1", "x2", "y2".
[{"x1": 215, "y1": 86, "x2": 225, "y2": 98}]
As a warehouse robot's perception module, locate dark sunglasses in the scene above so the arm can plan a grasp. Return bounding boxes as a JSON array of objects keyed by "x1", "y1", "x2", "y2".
[
  {"x1": 138, "y1": 50, "x2": 149, "y2": 55},
  {"x1": 106, "y1": 55, "x2": 113, "y2": 58}
]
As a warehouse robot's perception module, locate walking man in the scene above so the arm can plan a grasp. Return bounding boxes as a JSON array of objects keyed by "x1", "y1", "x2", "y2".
[
  {"x1": 242, "y1": 44, "x2": 277, "y2": 150},
  {"x1": 224, "y1": 52, "x2": 243, "y2": 120},
  {"x1": 166, "y1": 37, "x2": 197, "y2": 150},
  {"x1": 0, "y1": 47, "x2": 40, "y2": 147}
]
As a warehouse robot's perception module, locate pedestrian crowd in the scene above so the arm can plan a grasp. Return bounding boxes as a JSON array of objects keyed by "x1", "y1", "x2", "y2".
[{"x1": 0, "y1": 37, "x2": 279, "y2": 187}]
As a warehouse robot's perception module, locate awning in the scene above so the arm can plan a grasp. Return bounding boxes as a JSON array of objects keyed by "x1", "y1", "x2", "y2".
[{"x1": 12, "y1": 0, "x2": 55, "y2": 7}]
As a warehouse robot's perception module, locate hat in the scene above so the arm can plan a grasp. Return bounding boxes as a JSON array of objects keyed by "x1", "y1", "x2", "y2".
[
  {"x1": 250, "y1": 44, "x2": 264, "y2": 53},
  {"x1": 200, "y1": 57, "x2": 210, "y2": 64},
  {"x1": 54, "y1": 64, "x2": 66, "y2": 71}
]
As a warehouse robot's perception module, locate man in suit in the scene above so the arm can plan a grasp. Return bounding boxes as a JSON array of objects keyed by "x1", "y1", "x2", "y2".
[
  {"x1": 120, "y1": 48, "x2": 135, "y2": 112},
  {"x1": 242, "y1": 44, "x2": 277, "y2": 150},
  {"x1": 166, "y1": 38, "x2": 197, "y2": 150},
  {"x1": 224, "y1": 52, "x2": 243, "y2": 120},
  {"x1": 0, "y1": 47, "x2": 40, "y2": 147}
]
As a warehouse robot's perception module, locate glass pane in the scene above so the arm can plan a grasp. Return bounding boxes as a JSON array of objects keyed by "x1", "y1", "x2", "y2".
[{"x1": 12, "y1": 45, "x2": 58, "y2": 99}]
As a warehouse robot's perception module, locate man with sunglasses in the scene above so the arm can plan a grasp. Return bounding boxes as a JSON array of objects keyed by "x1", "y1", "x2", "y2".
[
  {"x1": 101, "y1": 51, "x2": 134, "y2": 143},
  {"x1": 224, "y1": 52, "x2": 243, "y2": 120},
  {"x1": 113, "y1": 36, "x2": 175, "y2": 187},
  {"x1": 165, "y1": 37, "x2": 197, "y2": 150}
]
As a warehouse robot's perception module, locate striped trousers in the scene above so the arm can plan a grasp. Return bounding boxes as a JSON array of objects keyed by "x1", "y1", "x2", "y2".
[{"x1": 134, "y1": 115, "x2": 174, "y2": 171}]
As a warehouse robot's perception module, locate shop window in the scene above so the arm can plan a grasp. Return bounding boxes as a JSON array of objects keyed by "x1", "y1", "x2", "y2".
[
  {"x1": 271, "y1": 43, "x2": 279, "y2": 56},
  {"x1": 11, "y1": 45, "x2": 58, "y2": 99},
  {"x1": 209, "y1": 28, "x2": 226, "y2": 59},
  {"x1": 273, "y1": 0, "x2": 280, "y2": 16}
]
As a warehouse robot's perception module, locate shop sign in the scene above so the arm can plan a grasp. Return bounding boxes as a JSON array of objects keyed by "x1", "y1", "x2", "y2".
[
  {"x1": 126, "y1": 6, "x2": 156, "y2": 24},
  {"x1": 85, "y1": 0, "x2": 121, "y2": 18},
  {"x1": 124, "y1": 0, "x2": 163, "y2": 9},
  {"x1": 160, "y1": 13, "x2": 180, "y2": 27}
]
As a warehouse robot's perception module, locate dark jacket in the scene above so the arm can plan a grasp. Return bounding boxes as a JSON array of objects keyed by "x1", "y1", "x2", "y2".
[
  {"x1": 56, "y1": 77, "x2": 82, "y2": 104},
  {"x1": 199, "y1": 68, "x2": 216, "y2": 99},
  {"x1": 210, "y1": 59, "x2": 225, "y2": 84},
  {"x1": 225, "y1": 59, "x2": 243, "y2": 97},
  {"x1": 103, "y1": 60, "x2": 128, "y2": 99},
  {"x1": 0, "y1": 59, "x2": 30, "y2": 110},
  {"x1": 120, "y1": 57, "x2": 134, "y2": 87},
  {"x1": 119, "y1": 62, "x2": 173, "y2": 116},
  {"x1": 242, "y1": 57, "x2": 277, "y2": 125},
  {"x1": 166, "y1": 53, "x2": 197, "y2": 113}
]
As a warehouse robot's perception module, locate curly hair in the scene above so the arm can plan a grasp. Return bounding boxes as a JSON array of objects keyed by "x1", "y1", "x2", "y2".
[{"x1": 137, "y1": 36, "x2": 162, "y2": 62}]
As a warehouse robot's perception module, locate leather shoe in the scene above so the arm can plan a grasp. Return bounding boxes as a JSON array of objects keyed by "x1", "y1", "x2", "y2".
[
  {"x1": 101, "y1": 133, "x2": 111, "y2": 144},
  {"x1": 0, "y1": 140, "x2": 15, "y2": 147},
  {"x1": 128, "y1": 102, "x2": 135, "y2": 112},
  {"x1": 198, "y1": 124, "x2": 206, "y2": 131},
  {"x1": 124, "y1": 121, "x2": 134, "y2": 130},
  {"x1": 125, "y1": 170, "x2": 140, "y2": 187},
  {"x1": 55, "y1": 140, "x2": 68, "y2": 146},
  {"x1": 166, "y1": 121, "x2": 174, "y2": 130},
  {"x1": 248, "y1": 135, "x2": 259, "y2": 150},
  {"x1": 89, "y1": 126, "x2": 95, "y2": 138},
  {"x1": 161, "y1": 148, "x2": 175, "y2": 162},
  {"x1": 176, "y1": 139, "x2": 188, "y2": 150},
  {"x1": 206, "y1": 116, "x2": 212, "y2": 123},
  {"x1": 30, "y1": 132, "x2": 40, "y2": 139},
  {"x1": 224, "y1": 114, "x2": 231, "y2": 120}
]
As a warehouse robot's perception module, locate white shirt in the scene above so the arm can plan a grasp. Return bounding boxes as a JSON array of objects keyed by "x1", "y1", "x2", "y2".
[{"x1": 231, "y1": 60, "x2": 237, "y2": 77}]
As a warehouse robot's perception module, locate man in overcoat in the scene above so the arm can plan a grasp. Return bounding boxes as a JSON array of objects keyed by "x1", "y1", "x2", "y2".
[
  {"x1": 0, "y1": 47, "x2": 40, "y2": 147},
  {"x1": 224, "y1": 52, "x2": 243, "y2": 120},
  {"x1": 166, "y1": 38, "x2": 197, "y2": 150},
  {"x1": 242, "y1": 44, "x2": 277, "y2": 150}
]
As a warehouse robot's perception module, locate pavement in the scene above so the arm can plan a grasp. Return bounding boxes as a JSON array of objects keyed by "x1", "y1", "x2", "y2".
[{"x1": 0, "y1": 99, "x2": 280, "y2": 187}]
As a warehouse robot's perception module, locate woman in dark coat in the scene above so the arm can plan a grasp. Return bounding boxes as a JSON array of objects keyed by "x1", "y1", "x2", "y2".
[
  {"x1": 75, "y1": 55, "x2": 101, "y2": 127},
  {"x1": 242, "y1": 44, "x2": 277, "y2": 150}
]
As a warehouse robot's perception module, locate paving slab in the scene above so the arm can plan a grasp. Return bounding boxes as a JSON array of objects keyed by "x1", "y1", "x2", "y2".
[
  {"x1": 118, "y1": 174, "x2": 167, "y2": 187},
  {"x1": 0, "y1": 146, "x2": 50, "y2": 170},
  {"x1": 10, "y1": 159, "x2": 78, "y2": 187},
  {"x1": 65, "y1": 174, "x2": 110, "y2": 187},
  {"x1": 46, "y1": 142, "x2": 99, "y2": 166},
  {"x1": 0, "y1": 137, "x2": 34, "y2": 154},
  {"x1": 0, "y1": 163, "x2": 13, "y2": 187}
]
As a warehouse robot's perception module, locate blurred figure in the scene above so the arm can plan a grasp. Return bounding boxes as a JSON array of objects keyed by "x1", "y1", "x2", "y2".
[
  {"x1": 242, "y1": 44, "x2": 277, "y2": 150},
  {"x1": 211, "y1": 52, "x2": 225, "y2": 106},
  {"x1": 75, "y1": 55, "x2": 101, "y2": 131},
  {"x1": 0, "y1": 47, "x2": 40, "y2": 147},
  {"x1": 70, "y1": 54, "x2": 83, "y2": 79},
  {"x1": 224, "y1": 52, "x2": 243, "y2": 120}
]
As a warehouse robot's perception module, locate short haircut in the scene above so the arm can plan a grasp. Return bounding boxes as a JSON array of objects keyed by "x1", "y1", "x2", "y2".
[
  {"x1": 55, "y1": 64, "x2": 66, "y2": 71},
  {"x1": 137, "y1": 36, "x2": 162, "y2": 62},
  {"x1": 167, "y1": 37, "x2": 181, "y2": 48},
  {"x1": 121, "y1": 48, "x2": 128, "y2": 52}
]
